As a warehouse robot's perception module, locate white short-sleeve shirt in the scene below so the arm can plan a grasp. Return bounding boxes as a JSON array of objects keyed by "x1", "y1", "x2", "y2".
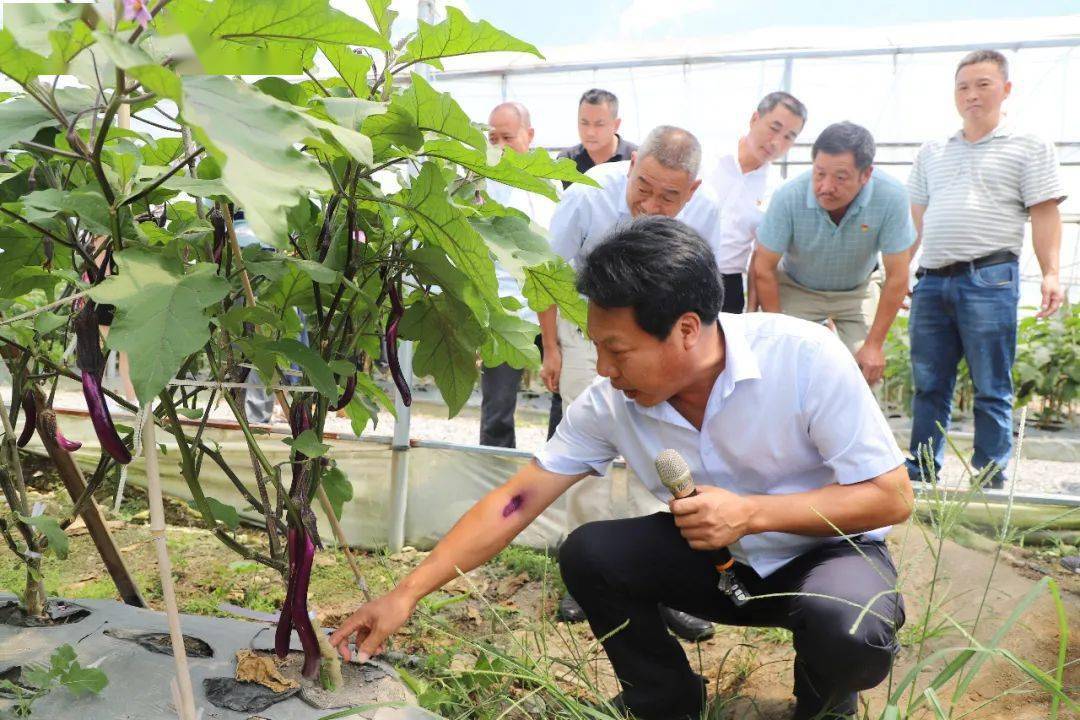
[
  {"x1": 702, "y1": 147, "x2": 771, "y2": 275},
  {"x1": 548, "y1": 160, "x2": 724, "y2": 269},
  {"x1": 535, "y1": 312, "x2": 904, "y2": 577}
]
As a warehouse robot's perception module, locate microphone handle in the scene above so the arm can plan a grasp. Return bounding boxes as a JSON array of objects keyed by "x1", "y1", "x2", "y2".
[{"x1": 686, "y1": 488, "x2": 735, "y2": 571}]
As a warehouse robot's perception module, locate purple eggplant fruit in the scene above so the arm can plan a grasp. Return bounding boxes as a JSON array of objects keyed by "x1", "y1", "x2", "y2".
[
  {"x1": 74, "y1": 305, "x2": 131, "y2": 465},
  {"x1": 385, "y1": 284, "x2": 411, "y2": 407},
  {"x1": 328, "y1": 374, "x2": 356, "y2": 412},
  {"x1": 15, "y1": 391, "x2": 35, "y2": 448},
  {"x1": 40, "y1": 409, "x2": 82, "y2": 453}
]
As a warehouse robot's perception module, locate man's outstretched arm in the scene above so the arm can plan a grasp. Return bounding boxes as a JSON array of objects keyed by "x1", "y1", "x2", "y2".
[{"x1": 329, "y1": 461, "x2": 586, "y2": 662}]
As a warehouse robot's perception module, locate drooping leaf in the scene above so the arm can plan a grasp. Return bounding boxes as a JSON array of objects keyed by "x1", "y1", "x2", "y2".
[
  {"x1": 523, "y1": 260, "x2": 588, "y2": 331},
  {"x1": 0, "y1": 29, "x2": 46, "y2": 84},
  {"x1": 92, "y1": 30, "x2": 182, "y2": 101},
  {"x1": 501, "y1": 147, "x2": 600, "y2": 187},
  {"x1": 397, "y1": 293, "x2": 482, "y2": 417},
  {"x1": 0, "y1": 88, "x2": 98, "y2": 153},
  {"x1": 33, "y1": 311, "x2": 66, "y2": 336},
  {"x1": 181, "y1": 75, "x2": 332, "y2": 248},
  {"x1": 0, "y1": 224, "x2": 46, "y2": 297},
  {"x1": 284, "y1": 429, "x2": 330, "y2": 458},
  {"x1": 364, "y1": 0, "x2": 396, "y2": 37},
  {"x1": 481, "y1": 311, "x2": 541, "y2": 370},
  {"x1": 18, "y1": 513, "x2": 68, "y2": 560},
  {"x1": 318, "y1": 97, "x2": 385, "y2": 131},
  {"x1": 399, "y1": 162, "x2": 498, "y2": 305},
  {"x1": 471, "y1": 214, "x2": 557, "y2": 276},
  {"x1": 263, "y1": 338, "x2": 339, "y2": 402},
  {"x1": 424, "y1": 139, "x2": 559, "y2": 200},
  {"x1": 20, "y1": 188, "x2": 114, "y2": 238},
  {"x1": 399, "y1": 7, "x2": 542, "y2": 70},
  {"x1": 408, "y1": 244, "x2": 489, "y2": 325},
  {"x1": 320, "y1": 466, "x2": 352, "y2": 520},
  {"x1": 203, "y1": 497, "x2": 240, "y2": 530},
  {"x1": 88, "y1": 248, "x2": 230, "y2": 404}
]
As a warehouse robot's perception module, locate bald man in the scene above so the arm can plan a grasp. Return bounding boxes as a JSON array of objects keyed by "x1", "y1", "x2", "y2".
[{"x1": 480, "y1": 102, "x2": 560, "y2": 448}]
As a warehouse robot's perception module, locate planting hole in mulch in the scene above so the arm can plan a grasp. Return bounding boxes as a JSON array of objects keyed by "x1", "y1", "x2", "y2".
[
  {"x1": 203, "y1": 676, "x2": 300, "y2": 713},
  {"x1": 0, "y1": 600, "x2": 90, "y2": 627},
  {"x1": 103, "y1": 627, "x2": 214, "y2": 657}
]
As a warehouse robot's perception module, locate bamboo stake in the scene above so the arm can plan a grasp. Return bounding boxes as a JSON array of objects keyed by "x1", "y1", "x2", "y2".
[
  {"x1": 142, "y1": 407, "x2": 197, "y2": 720},
  {"x1": 316, "y1": 485, "x2": 371, "y2": 602}
]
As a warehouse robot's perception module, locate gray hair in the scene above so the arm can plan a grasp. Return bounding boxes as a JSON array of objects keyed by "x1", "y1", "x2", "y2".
[
  {"x1": 956, "y1": 49, "x2": 1008, "y2": 80},
  {"x1": 489, "y1": 101, "x2": 532, "y2": 129},
  {"x1": 812, "y1": 121, "x2": 876, "y2": 171},
  {"x1": 637, "y1": 125, "x2": 702, "y2": 178},
  {"x1": 756, "y1": 91, "x2": 808, "y2": 126}
]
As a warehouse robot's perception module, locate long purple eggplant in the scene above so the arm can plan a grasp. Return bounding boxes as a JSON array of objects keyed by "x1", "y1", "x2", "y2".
[
  {"x1": 74, "y1": 304, "x2": 131, "y2": 465},
  {"x1": 15, "y1": 391, "x2": 35, "y2": 448},
  {"x1": 274, "y1": 527, "x2": 300, "y2": 659},
  {"x1": 274, "y1": 527, "x2": 322, "y2": 679},
  {"x1": 328, "y1": 374, "x2": 356, "y2": 412},
  {"x1": 40, "y1": 409, "x2": 83, "y2": 453},
  {"x1": 385, "y1": 284, "x2": 412, "y2": 407}
]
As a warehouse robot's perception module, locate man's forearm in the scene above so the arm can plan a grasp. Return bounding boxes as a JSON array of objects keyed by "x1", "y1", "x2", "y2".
[
  {"x1": 864, "y1": 274, "x2": 907, "y2": 347},
  {"x1": 539, "y1": 306, "x2": 560, "y2": 351},
  {"x1": 1031, "y1": 207, "x2": 1062, "y2": 277},
  {"x1": 746, "y1": 466, "x2": 912, "y2": 537},
  {"x1": 396, "y1": 463, "x2": 580, "y2": 606},
  {"x1": 753, "y1": 268, "x2": 782, "y2": 312}
]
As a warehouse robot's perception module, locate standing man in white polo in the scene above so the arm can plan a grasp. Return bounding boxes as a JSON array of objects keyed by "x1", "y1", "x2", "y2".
[
  {"x1": 538, "y1": 125, "x2": 724, "y2": 640},
  {"x1": 705, "y1": 91, "x2": 807, "y2": 313},
  {"x1": 906, "y1": 50, "x2": 1065, "y2": 489}
]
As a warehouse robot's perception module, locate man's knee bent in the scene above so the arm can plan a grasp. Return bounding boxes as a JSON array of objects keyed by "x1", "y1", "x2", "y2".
[
  {"x1": 558, "y1": 522, "x2": 609, "y2": 594},
  {"x1": 797, "y1": 597, "x2": 902, "y2": 689}
]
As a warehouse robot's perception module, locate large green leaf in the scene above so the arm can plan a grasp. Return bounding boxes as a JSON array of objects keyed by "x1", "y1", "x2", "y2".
[
  {"x1": 319, "y1": 97, "x2": 385, "y2": 131},
  {"x1": 88, "y1": 249, "x2": 230, "y2": 404},
  {"x1": 181, "y1": 75, "x2": 333, "y2": 248},
  {"x1": 481, "y1": 311, "x2": 541, "y2": 370},
  {"x1": 408, "y1": 244, "x2": 489, "y2": 325},
  {"x1": 0, "y1": 224, "x2": 47, "y2": 297},
  {"x1": 523, "y1": 260, "x2": 588, "y2": 331},
  {"x1": 18, "y1": 513, "x2": 69, "y2": 560},
  {"x1": 398, "y1": 293, "x2": 482, "y2": 417},
  {"x1": 424, "y1": 140, "x2": 558, "y2": 200},
  {"x1": 399, "y1": 73, "x2": 485, "y2": 151},
  {"x1": 320, "y1": 45, "x2": 374, "y2": 98},
  {"x1": 19, "y1": 188, "x2": 114, "y2": 238},
  {"x1": 398, "y1": 162, "x2": 498, "y2": 305},
  {"x1": 399, "y1": 7, "x2": 542, "y2": 70},
  {"x1": 320, "y1": 466, "x2": 352, "y2": 520},
  {"x1": 501, "y1": 147, "x2": 600, "y2": 187},
  {"x1": 364, "y1": 0, "x2": 396, "y2": 37},
  {"x1": 264, "y1": 338, "x2": 339, "y2": 402},
  {"x1": 0, "y1": 29, "x2": 45, "y2": 84},
  {"x1": 0, "y1": 88, "x2": 98, "y2": 153},
  {"x1": 92, "y1": 30, "x2": 182, "y2": 102},
  {"x1": 0, "y1": 5, "x2": 92, "y2": 78}
]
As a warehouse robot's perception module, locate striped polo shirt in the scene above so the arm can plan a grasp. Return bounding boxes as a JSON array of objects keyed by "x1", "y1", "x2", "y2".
[{"x1": 908, "y1": 124, "x2": 1066, "y2": 269}]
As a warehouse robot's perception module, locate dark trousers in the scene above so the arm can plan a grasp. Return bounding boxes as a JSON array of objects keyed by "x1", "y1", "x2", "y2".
[
  {"x1": 480, "y1": 337, "x2": 562, "y2": 448},
  {"x1": 560, "y1": 513, "x2": 905, "y2": 720},
  {"x1": 721, "y1": 273, "x2": 745, "y2": 314}
]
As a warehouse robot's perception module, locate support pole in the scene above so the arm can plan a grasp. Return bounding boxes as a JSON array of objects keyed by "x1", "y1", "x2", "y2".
[
  {"x1": 142, "y1": 408, "x2": 197, "y2": 720},
  {"x1": 387, "y1": 341, "x2": 413, "y2": 552}
]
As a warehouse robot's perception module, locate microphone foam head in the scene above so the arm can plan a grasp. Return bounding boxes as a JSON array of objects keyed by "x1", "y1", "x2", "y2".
[{"x1": 655, "y1": 449, "x2": 694, "y2": 498}]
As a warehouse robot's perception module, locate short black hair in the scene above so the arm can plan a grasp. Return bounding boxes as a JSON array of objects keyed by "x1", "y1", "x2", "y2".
[
  {"x1": 576, "y1": 216, "x2": 723, "y2": 340},
  {"x1": 956, "y1": 49, "x2": 1009, "y2": 80},
  {"x1": 757, "y1": 91, "x2": 808, "y2": 126},
  {"x1": 812, "y1": 121, "x2": 876, "y2": 171},
  {"x1": 579, "y1": 88, "x2": 619, "y2": 117}
]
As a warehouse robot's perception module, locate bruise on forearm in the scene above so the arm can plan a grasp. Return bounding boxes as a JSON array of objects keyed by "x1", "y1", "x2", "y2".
[{"x1": 501, "y1": 493, "x2": 525, "y2": 517}]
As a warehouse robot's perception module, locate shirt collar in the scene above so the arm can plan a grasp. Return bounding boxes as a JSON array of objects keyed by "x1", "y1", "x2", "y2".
[
  {"x1": 951, "y1": 120, "x2": 1013, "y2": 144},
  {"x1": 612, "y1": 134, "x2": 635, "y2": 161},
  {"x1": 804, "y1": 173, "x2": 876, "y2": 214},
  {"x1": 623, "y1": 313, "x2": 762, "y2": 426}
]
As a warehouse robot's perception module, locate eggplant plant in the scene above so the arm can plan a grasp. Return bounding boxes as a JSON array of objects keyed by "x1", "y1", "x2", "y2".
[{"x1": 0, "y1": 0, "x2": 590, "y2": 686}]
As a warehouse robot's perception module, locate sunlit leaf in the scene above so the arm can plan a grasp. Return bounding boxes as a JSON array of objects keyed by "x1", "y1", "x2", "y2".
[{"x1": 399, "y1": 7, "x2": 542, "y2": 70}]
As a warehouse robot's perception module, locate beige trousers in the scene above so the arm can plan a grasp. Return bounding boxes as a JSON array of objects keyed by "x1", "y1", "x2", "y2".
[{"x1": 777, "y1": 269, "x2": 881, "y2": 354}]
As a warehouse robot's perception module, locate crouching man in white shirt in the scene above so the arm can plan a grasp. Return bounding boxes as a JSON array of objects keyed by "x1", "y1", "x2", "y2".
[{"x1": 331, "y1": 216, "x2": 912, "y2": 720}]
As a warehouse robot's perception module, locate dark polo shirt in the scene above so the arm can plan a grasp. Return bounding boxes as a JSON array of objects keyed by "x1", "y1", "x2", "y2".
[{"x1": 556, "y1": 134, "x2": 637, "y2": 188}]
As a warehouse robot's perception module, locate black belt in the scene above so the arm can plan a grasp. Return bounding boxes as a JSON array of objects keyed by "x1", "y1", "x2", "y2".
[{"x1": 916, "y1": 250, "x2": 1017, "y2": 278}]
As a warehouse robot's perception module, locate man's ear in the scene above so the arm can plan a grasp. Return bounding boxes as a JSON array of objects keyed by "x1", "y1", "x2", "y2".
[
  {"x1": 678, "y1": 312, "x2": 703, "y2": 349},
  {"x1": 628, "y1": 151, "x2": 637, "y2": 175},
  {"x1": 527, "y1": 127, "x2": 535, "y2": 144},
  {"x1": 686, "y1": 178, "x2": 702, "y2": 199},
  {"x1": 613, "y1": 117, "x2": 622, "y2": 134}
]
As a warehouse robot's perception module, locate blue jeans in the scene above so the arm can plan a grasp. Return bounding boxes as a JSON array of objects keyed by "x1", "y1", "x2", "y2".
[{"x1": 906, "y1": 260, "x2": 1019, "y2": 483}]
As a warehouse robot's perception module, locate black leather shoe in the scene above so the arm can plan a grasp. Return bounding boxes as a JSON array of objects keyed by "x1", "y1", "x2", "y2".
[
  {"x1": 660, "y1": 605, "x2": 714, "y2": 641},
  {"x1": 556, "y1": 592, "x2": 587, "y2": 623}
]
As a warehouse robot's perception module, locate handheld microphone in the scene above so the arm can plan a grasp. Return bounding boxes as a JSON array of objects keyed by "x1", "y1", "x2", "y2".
[{"x1": 655, "y1": 449, "x2": 749, "y2": 605}]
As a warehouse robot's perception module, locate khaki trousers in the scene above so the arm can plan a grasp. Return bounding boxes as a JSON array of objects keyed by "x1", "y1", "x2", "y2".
[{"x1": 777, "y1": 269, "x2": 881, "y2": 354}]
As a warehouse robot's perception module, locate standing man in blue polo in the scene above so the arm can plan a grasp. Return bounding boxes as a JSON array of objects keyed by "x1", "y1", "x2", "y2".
[
  {"x1": 906, "y1": 50, "x2": 1065, "y2": 489},
  {"x1": 752, "y1": 122, "x2": 915, "y2": 385}
]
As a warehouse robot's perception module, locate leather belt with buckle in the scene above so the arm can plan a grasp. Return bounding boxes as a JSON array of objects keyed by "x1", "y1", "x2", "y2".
[{"x1": 916, "y1": 250, "x2": 1018, "y2": 278}]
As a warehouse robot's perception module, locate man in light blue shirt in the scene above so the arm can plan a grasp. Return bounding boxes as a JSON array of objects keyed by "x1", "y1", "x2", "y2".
[{"x1": 753, "y1": 122, "x2": 915, "y2": 384}]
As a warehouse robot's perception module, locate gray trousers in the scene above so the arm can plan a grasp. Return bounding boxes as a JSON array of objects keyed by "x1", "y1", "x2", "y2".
[{"x1": 560, "y1": 512, "x2": 905, "y2": 720}]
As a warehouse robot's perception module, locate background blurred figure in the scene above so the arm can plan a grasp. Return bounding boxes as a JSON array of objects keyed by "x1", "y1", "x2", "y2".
[{"x1": 557, "y1": 89, "x2": 637, "y2": 187}]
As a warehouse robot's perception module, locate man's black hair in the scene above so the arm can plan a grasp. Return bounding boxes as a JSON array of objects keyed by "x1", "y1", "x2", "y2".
[
  {"x1": 576, "y1": 216, "x2": 723, "y2": 340},
  {"x1": 579, "y1": 88, "x2": 619, "y2": 116},
  {"x1": 812, "y1": 121, "x2": 876, "y2": 171}
]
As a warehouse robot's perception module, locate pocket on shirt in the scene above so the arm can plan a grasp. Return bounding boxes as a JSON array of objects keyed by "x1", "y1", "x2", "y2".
[{"x1": 970, "y1": 262, "x2": 1017, "y2": 289}]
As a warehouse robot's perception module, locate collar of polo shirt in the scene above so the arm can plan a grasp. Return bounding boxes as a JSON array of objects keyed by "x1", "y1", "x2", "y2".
[
  {"x1": 952, "y1": 120, "x2": 1014, "y2": 145},
  {"x1": 622, "y1": 314, "x2": 762, "y2": 423}
]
